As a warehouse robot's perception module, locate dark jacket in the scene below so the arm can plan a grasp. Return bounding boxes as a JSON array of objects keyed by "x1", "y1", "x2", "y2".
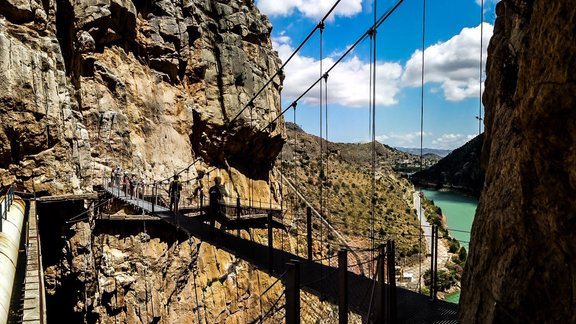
[{"x1": 169, "y1": 180, "x2": 182, "y2": 195}]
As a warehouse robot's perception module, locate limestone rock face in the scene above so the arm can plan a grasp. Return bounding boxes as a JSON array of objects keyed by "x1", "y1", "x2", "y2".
[
  {"x1": 0, "y1": 19, "x2": 91, "y2": 193},
  {"x1": 43, "y1": 220, "x2": 345, "y2": 323},
  {"x1": 0, "y1": 0, "x2": 284, "y2": 193},
  {"x1": 2, "y1": 0, "x2": 290, "y2": 321},
  {"x1": 460, "y1": 1, "x2": 576, "y2": 322}
]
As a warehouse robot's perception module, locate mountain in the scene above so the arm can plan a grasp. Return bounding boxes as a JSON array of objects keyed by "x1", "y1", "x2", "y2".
[
  {"x1": 281, "y1": 122, "x2": 426, "y2": 257},
  {"x1": 411, "y1": 134, "x2": 484, "y2": 197},
  {"x1": 395, "y1": 147, "x2": 453, "y2": 158}
]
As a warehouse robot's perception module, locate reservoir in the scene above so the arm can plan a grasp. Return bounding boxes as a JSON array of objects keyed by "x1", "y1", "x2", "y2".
[
  {"x1": 422, "y1": 189, "x2": 478, "y2": 249},
  {"x1": 422, "y1": 189, "x2": 478, "y2": 303}
]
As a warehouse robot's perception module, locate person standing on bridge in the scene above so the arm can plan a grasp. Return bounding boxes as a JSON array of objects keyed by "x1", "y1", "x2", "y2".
[
  {"x1": 169, "y1": 174, "x2": 182, "y2": 213},
  {"x1": 192, "y1": 170, "x2": 205, "y2": 201},
  {"x1": 122, "y1": 171, "x2": 130, "y2": 197},
  {"x1": 209, "y1": 177, "x2": 227, "y2": 236},
  {"x1": 130, "y1": 173, "x2": 137, "y2": 199}
]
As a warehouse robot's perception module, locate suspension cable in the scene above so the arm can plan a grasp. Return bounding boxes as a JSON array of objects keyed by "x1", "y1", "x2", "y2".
[
  {"x1": 260, "y1": 0, "x2": 406, "y2": 133},
  {"x1": 279, "y1": 87, "x2": 284, "y2": 212},
  {"x1": 369, "y1": 0, "x2": 378, "y2": 279},
  {"x1": 318, "y1": 21, "x2": 325, "y2": 296},
  {"x1": 293, "y1": 104, "x2": 299, "y2": 256},
  {"x1": 228, "y1": 0, "x2": 346, "y2": 126},
  {"x1": 418, "y1": 0, "x2": 427, "y2": 294},
  {"x1": 478, "y1": 0, "x2": 484, "y2": 135},
  {"x1": 324, "y1": 72, "x2": 330, "y2": 268}
]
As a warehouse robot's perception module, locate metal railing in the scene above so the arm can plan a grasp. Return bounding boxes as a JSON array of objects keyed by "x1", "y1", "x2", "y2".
[{"x1": 0, "y1": 185, "x2": 15, "y2": 232}]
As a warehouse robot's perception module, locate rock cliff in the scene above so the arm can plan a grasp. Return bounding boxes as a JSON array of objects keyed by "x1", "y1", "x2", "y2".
[
  {"x1": 0, "y1": 0, "x2": 284, "y2": 195},
  {"x1": 0, "y1": 0, "x2": 294, "y2": 322},
  {"x1": 460, "y1": 1, "x2": 576, "y2": 322}
]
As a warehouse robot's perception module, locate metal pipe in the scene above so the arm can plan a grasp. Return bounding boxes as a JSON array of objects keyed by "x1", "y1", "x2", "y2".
[{"x1": 0, "y1": 195, "x2": 26, "y2": 324}]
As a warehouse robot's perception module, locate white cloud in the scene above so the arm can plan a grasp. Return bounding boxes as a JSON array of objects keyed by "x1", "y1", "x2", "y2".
[
  {"x1": 402, "y1": 23, "x2": 493, "y2": 101},
  {"x1": 376, "y1": 131, "x2": 431, "y2": 146},
  {"x1": 432, "y1": 133, "x2": 476, "y2": 149},
  {"x1": 274, "y1": 36, "x2": 403, "y2": 107},
  {"x1": 256, "y1": 0, "x2": 363, "y2": 20}
]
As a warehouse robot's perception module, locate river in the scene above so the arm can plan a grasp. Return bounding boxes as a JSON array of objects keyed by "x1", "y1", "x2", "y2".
[{"x1": 422, "y1": 189, "x2": 478, "y2": 304}]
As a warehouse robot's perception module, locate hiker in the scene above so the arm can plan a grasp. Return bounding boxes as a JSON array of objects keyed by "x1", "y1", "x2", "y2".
[
  {"x1": 110, "y1": 168, "x2": 115, "y2": 187},
  {"x1": 169, "y1": 174, "x2": 183, "y2": 213},
  {"x1": 122, "y1": 172, "x2": 130, "y2": 196},
  {"x1": 192, "y1": 170, "x2": 205, "y2": 202},
  {"x1": 208, "y1": 177, "x2": 227, "y2": 235},
  {"x1": 114, "y1": 167, "x2": 121, "y2": 186},
  {"x1": 130, "y1": 173, "x2": 137, "y2": 198}
]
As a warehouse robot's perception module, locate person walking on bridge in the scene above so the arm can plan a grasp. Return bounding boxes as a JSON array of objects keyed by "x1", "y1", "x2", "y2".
[
  {"x1": 209, "y1": 177, "x2": 227, "y2": 236},
  {"x1": 192, "y1": 170, "x2": 205, "y2": 202},
  {"x1": 122, "y1": 171, "x2": 130, "y2": 197},
  {"x1": 169, "y1": 174, "x2": 182, "y2": 213}
]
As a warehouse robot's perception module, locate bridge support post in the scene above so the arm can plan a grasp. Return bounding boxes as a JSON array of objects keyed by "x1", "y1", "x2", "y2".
[
  {"x1": 386, "y1": 240, "x2": 397, "y2": 324},
  {"x1": 268, "y1": 213, "x2": 273, "y2": 274},
  {"x1": 285, "y1": 261, "x2": 300, "y2": 324},
  {"x1": 433, "y1": 225, "x2": 439, "y2": 301},
  {"x1": 430, "y1": 225, "x2": 435, "y2": 300},
  {"x1": 236, "y1": 198, "x2": 241, "y2": 237},
  {"x1": 376, "y1": 244, "x2": 386, "y2": 322},
  {"x1": 152, "y1": 183, "x2": 156, "y2": 213},
  {"x1": 307, "y1": 207, "x2": 312, "y2": 261},
  {"x1": 338, "y1": 249, "x2": 348, "y2": 324}
]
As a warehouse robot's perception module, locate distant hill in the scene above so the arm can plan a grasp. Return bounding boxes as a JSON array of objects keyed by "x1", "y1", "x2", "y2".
[
  {"x1": 395, "y1": 147, "x2": 453, "y2": 158},
  {"x1": 411, "y1": 134, "x2": 484, "y2": 197}
]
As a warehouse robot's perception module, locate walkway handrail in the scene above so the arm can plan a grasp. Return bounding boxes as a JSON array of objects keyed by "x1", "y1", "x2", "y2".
[
  {"x1": 154, "y1": 157, "x2": 204, "y2": 184},
  {"x1": 0, "y1": 184, "x2": 15, "y2": 231}
]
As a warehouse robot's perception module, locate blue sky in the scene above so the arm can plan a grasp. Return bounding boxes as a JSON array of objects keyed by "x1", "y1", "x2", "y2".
[{"x1": 255, "y1": 0, "x2": 498, "y2": 149}]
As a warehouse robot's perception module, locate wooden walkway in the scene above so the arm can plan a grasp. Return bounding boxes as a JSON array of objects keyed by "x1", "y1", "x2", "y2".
[{"x1": 22, "y1": 200, "x2": 47, "y2": 323}]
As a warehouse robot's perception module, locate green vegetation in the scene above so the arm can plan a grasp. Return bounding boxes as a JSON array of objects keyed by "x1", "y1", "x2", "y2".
[{"x1": 279, "y1": 123, "x2": 422, "y2": 256}]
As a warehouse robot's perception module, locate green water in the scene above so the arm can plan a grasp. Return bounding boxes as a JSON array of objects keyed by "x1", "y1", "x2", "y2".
[
  {"x1": 422, "y1": 189, "x2": 478, "y2": 304},
  {"x1": 444, "y1": 291, "x2": 461, "y2": 303},
  {"x1": 422, "y1": 189, "x2": 478, "y2": 249}
]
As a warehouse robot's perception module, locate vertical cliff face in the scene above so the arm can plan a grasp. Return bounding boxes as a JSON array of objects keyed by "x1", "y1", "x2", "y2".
[
  {"x1": 43, "y1": 220, "x2": 288, "y2": 323},
  {"x1": 1, "y1": 0, "x2": 292, "y2": 321},
  {"x1": 0, "y1": 0, "x2": 284, "y2": 195},
  {"x1": 460, "y1": 1, "x2": 576, "y2": 322}
]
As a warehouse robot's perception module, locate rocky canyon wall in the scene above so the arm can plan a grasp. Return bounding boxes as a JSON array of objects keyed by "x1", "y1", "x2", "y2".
[
  {"x1": 0, "y1": 0, "x2": 293, "y2": 322},
  {"x1": 0, "y1": 0, "x2": 284, "y2": 197},
  {"x1": 460, "y1": 1, "x2": 576, "y2": 322}
]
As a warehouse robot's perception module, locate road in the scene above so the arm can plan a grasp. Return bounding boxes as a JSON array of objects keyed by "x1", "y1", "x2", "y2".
[{"x1": 413, "y1": 191, "x2": 431, "y2": 251}]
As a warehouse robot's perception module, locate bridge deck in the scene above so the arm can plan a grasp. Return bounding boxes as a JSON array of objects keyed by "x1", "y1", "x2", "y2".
[
  {"x1": 23, "y1": 200, "x2": 46, "y2": 323},
  {"x1": 155, "y1": 216, "x2": 459, "y2": 323},
  {"x1": 103, "y1": 186, "x2": 285, "y2": 230}
]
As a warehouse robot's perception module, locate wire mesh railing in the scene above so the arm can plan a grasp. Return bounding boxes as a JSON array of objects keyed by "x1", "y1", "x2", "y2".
[{"x1": 254, "y1": 270, "x2": 287, "y2": 323}]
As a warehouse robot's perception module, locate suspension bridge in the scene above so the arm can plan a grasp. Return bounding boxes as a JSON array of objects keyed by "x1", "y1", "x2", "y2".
[{"x1": 99, "y1": 181, "x2": 458, "y2": 323}]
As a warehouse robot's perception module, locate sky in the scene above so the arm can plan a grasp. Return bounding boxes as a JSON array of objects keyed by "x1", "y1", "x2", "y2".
[{"x1": 254, "y1": 0, "x2": 499, "y2": 150}]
